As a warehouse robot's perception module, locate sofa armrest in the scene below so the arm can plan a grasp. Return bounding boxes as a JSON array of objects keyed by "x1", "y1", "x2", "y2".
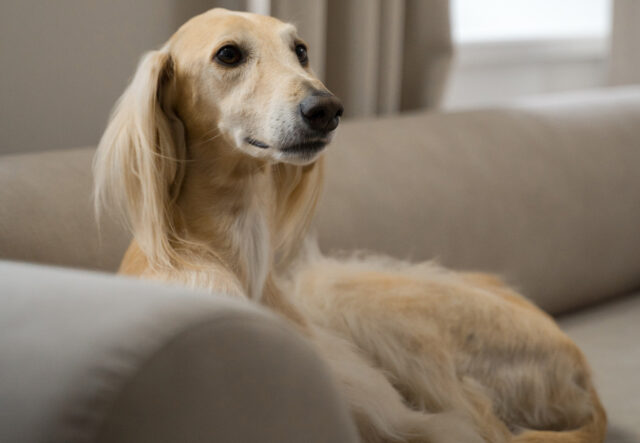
[{"x1": 0, "y1": 261, "x2": 357, "y2": 443}]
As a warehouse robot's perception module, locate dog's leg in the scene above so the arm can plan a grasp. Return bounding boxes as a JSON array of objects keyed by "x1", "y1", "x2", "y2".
[
  {"x1": 310, "y1": 304, "x2": 511, "y2": 443},
  {"x1": 292, "y1": 263, "x2": 512, "y2": 442},
  {"x1": 311, "y1": 328, "x2": 485, "y2": 443},
  {"x1": 459, "y1": 273, "x2": 607, "y2": 443}
]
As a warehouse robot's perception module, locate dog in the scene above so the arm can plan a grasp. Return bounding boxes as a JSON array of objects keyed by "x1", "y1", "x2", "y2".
[{"x1": 94, "y1": 8, "x2": 606, "y2": 442}]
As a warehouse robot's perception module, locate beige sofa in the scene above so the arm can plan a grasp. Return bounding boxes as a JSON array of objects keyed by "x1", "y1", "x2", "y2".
[{"x1": 1, "y1": 87, "x2": 639, "y2": 442}]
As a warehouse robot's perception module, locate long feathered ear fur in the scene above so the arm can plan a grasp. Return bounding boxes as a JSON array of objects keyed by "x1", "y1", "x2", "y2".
[{"x1": 93, "y1": 49, "x2": 186, "y2": 269}]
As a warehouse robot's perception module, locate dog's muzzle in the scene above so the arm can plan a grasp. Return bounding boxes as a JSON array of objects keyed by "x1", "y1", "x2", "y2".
[{"x1": 245, "y1": 91, "x2": 343, "y2": 156}]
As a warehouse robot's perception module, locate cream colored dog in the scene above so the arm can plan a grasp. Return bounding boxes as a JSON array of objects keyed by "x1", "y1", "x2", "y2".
[{"x1": 94, "y1": 8, "x2": 606, "y2": 443}]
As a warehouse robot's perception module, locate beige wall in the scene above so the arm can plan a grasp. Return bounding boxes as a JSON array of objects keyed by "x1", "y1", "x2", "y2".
[{"x1": 0, "y1": 0, "x2": 242, "y2": 155}]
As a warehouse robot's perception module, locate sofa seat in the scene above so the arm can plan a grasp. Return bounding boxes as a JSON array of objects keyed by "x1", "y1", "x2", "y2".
[{"x1": 560, "y1": 294, "x2": 640, "y2": 442}]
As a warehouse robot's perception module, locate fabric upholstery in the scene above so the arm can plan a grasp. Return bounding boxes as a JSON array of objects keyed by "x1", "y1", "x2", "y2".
[
  {"x1": 316, "y1": 87, "x2": 640, "y2": 314},
  {"x1": 560, "y1": 293, "x2": 640, "y2": 442},
  {"x1": 270, "y1": 0, "x2": 453, "y2": 116},
  {"x1": 0, "y1": 261, "x2": 358, "y2": 443},
  {"x1": 0, "y1": 147, "x2": 130, "y2": 271}
]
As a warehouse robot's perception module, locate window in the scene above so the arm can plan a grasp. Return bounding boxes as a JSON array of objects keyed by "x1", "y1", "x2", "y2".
[
  {"x1": 451, "y1": 0, "x2": 611, "y2": 43},
  {"x1": 445, "y1": 0, "x2": 613, "y2": 109}
]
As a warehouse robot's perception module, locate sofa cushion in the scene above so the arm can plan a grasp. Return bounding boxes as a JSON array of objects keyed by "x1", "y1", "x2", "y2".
[{"x1": 559, "y1": 293, "x2": 640, "y2": 442}]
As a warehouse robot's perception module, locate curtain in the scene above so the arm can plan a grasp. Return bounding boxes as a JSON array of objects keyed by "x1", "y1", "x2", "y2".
[
  {"x1": 610, "y1": 0, "x2": 640, "y2": 85},
  {"x1": 267, "y1": 0, "x2": 453, "y2": 117}
]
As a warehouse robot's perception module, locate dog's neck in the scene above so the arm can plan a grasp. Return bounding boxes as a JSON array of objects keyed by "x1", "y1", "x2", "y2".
[
  {"x1": 170, "y1": 136, "x2": 323, "y2": 304},
  {"x1": 173, "y1": 140, "x2": 272, "y2": 300},
  {"x1": 118, "y1": 134, "x2": 323, "y2": 326}
]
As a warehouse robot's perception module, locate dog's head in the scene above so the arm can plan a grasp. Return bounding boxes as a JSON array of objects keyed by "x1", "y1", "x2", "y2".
[
  {"x1": 168, "y1": 8, "x2": 343, "y2": 165},
  {"x1": 94, "y1": 9, "x2": 338, "y2": 265}
]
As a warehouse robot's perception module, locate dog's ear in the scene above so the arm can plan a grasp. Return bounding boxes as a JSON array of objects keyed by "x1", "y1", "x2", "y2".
[{"x1": 93, "y1": 49, "x2": 186, "y2": 268}]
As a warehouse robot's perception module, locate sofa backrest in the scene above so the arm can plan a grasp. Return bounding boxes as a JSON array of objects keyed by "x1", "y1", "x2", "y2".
[
  {"x1": 315, "y1": 87, "x2": 640, "y2": 314},
  {"x1": 0, "y1": 148, "x2": 129, "y2": 272},
  {"x1": 1, "y1": 87, "x2": 639, "y2": 314}
]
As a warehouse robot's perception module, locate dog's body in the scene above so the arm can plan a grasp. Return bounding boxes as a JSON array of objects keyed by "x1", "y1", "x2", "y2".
[{"x1": 94, "y1": 9, "x2": 606, "y2": 442}]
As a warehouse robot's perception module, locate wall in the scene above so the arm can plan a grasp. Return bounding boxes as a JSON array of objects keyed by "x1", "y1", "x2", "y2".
[{"x1": 0, "y1": 0, "x2": 232, "y2": 155}]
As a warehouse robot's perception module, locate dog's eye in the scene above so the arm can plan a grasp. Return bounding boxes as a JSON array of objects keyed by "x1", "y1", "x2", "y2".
[
  {"x1": 215, "y1": 45, "x2": 243, "y2": 66},
  {"x1": 295, "y1": 43, "x2": 308, "y2": 66}
]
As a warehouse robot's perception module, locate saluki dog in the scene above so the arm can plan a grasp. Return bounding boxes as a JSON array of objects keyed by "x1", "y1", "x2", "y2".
[{"x1": 94, "y1": 9, "x2": 606, "y2": 443}]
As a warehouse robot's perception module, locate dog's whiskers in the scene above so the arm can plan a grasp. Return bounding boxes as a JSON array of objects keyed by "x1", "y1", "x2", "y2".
[{"x1": 192, "y1": 131, "x2": 223, "y2": 148}]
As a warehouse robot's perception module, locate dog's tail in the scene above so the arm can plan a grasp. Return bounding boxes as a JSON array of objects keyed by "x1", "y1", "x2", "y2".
[{"x1": 511, "y1": 387, "x2": 606, "y2": 443}]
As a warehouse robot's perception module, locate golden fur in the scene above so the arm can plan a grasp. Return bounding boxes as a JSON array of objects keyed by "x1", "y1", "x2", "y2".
[{"x1": 94, "y1": 8, "x2": 606, "y2": 442}]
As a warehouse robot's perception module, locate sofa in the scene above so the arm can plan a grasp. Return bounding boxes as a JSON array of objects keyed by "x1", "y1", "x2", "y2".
[{"x1": 1, "y1": 86, "x2": 639, "y2": 442}]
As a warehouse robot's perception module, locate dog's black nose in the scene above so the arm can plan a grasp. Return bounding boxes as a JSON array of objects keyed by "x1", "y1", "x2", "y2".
[{"x1": 300, "y1": 94, "x2": 344, "y2": 132}]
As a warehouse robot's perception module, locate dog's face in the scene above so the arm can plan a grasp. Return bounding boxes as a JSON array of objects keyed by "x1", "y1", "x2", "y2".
[{"x1": 168, "y1": 9, "x2": 343, "y2": 165}]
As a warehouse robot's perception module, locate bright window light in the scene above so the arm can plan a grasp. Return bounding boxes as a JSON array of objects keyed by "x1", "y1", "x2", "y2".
[{"x1": 452, "y1": 0, "x2": 611, "y2": 43}]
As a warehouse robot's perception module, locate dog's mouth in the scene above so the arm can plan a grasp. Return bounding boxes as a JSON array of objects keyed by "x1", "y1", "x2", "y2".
[
  {"x1": 245, "y1": 137, "x2": 269, "y2": 149},
  {"x1": 245, "y1": 137, "x2": 328, "y2": 157},
  {"x1": 280, "y1": 139, "x2": 328, "y2": 154}
]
